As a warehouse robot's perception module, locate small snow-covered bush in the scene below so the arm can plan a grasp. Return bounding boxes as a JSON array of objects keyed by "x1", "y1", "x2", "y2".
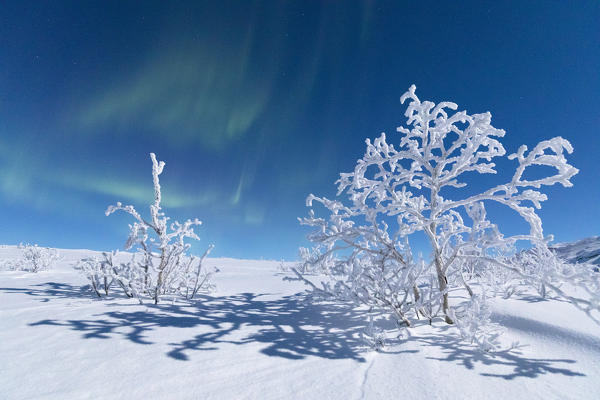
[
  {"x1": 361, "y1": 314, "x2": 387, "y2": 351},
  {"x1": 6, "y1": 243, "x2": 59, "y2": 272},
  {"x1": 293, "y1": 85, "x2": 599, "y2": 350},
  {"x1": 448, "y1": 294, "x2": 503, "y2": 351},
  {"x1": 79, "y1": 153, "x2": 215, "y2": 304},
  {"x1": 76, "y1": 251, "x2": 123, "y2": 298}
]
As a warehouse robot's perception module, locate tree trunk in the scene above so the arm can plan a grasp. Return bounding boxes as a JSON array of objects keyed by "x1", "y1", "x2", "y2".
[
  {"x1": 427, "y1": 221, "x2": 454, "y2": 324},
  {"x1": 155, "y1": 251, "x2": 168, "y2": 304},
  {"x1": 436, "y1": 266, "x2": 453, "y2": 324}
]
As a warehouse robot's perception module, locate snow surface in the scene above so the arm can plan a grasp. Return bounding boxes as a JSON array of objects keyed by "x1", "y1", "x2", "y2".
[{"x1": 1, "y1": 245, "x2": 599, "y2": 399}]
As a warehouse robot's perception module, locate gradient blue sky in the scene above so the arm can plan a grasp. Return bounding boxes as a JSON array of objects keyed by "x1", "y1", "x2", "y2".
[{"x1": 0, "y1": 1, "x2": 598, "y2": 259}]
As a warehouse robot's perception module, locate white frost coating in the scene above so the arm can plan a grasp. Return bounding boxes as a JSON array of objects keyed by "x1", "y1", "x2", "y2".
[
  {"x1": 3, "y1": 243, "x2": 59, "y2": 272},
  {"x1": 100, "y1": 153, "x2": 215, "y2": 304},
  {"x1": 293, "y1": 85, "x2": 593, "y2": 350}
]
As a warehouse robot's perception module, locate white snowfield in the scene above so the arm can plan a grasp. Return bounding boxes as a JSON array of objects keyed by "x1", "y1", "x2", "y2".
[{"x1": 1, "y1": 245, "x2": 599, "y2": 400}]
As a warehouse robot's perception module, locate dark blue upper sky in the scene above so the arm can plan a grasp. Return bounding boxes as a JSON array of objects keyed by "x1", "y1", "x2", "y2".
[{"x1": 1, "y1": 1, "x2": 598, "y2": 259}]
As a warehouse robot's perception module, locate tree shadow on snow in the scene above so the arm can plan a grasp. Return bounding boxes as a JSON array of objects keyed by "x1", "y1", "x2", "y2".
[
  {"x1": 19, "y1": 285, "x2": 593, "y2": 379},
  {"x1": 0, "y1": 282, "x2": 91, "y2": 302},
  {"x1": 408, "y1": 322, "x2": 587, "y2": 380},
  {"x1": 30, "y1": 292, "x2": 368, "y2": 362}
]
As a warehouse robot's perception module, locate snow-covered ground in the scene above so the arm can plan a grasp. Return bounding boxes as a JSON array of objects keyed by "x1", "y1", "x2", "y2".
[{"x1": 1, "y1": 245, "x2": 599, "y2": 399}]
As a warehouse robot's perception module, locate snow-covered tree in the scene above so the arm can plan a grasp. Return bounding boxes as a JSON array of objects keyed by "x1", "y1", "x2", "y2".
[
  {"x1": 98, "y1": 153, "x2": 215, "y2": 304},
  {"x1": 6, "y1": 243, "x2": 59, "y2": 272},
  {"x1": 293, "y1": 85, "x2": 598, "y2": 349}
]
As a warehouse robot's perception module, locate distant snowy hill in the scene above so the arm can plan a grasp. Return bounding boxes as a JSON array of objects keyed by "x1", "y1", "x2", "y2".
[{"x1": 551, "y1": 236, "x2": 600, "y2": 266}]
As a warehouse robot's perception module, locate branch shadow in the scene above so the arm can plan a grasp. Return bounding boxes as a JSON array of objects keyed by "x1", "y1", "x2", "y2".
[
  {"x1": 14, "y1": 282, "x2": 593, "y2": 379},
  {"x1": 30, "y1": 292, "x2": 368, "y2": 362},
  {"x1": 0, "y1": 282, "x2": 92, "y2": 302},
  {"x1": 517, "y1": 295, "x2": 570, "y2": 304},
  {"x1": 409, "y1": 322, "x2": 587, "y2": 380}
]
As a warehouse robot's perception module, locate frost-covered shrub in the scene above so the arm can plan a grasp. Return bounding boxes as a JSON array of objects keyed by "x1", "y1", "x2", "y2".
[
  {"x1": 7, "y1": 243, "x2": 59, "y2": 272},
  {"x1": 76, "y1": 252, "x2": 125, "y2": 298},
  {"x1": 448, "y1": 294, "x2": 503, "y2": 351},
  {"x1": 361, "y1": 314, "x2": 387, "y2": 351},
  {"x1": 293, "y1": 85, "x2": 599, "y2": 350},
  {"x1": 85, "y1": 153, "x2": 215, "y2": 304}
]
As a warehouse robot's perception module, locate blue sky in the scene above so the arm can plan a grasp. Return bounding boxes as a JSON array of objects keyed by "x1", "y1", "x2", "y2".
[{"x1": 0, "y1": 1, "x2": 598, "y2": 259}]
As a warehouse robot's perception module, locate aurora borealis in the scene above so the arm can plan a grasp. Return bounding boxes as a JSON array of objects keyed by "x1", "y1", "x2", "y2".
[{"x1": 1, "y1": 1, "x2": 599, "y2": 259}]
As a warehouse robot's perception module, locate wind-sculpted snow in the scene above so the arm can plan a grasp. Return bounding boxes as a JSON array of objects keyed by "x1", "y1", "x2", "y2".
[{"x1": 1, "y1": 246, "x2": 599, "y2": 399}]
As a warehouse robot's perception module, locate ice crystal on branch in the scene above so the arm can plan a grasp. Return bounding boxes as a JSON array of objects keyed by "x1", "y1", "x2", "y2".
[{"x1": 293, "y1": 85, "x2": 596, "y2": 350}]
